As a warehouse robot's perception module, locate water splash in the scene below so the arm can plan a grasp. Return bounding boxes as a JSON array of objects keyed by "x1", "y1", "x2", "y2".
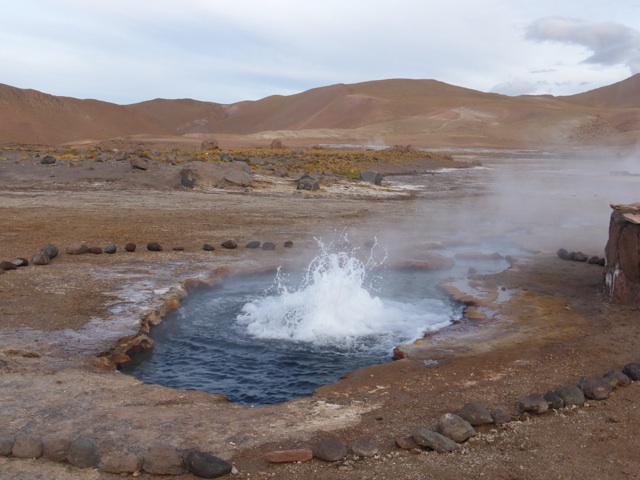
[{"x1": 237, "y1": 238, "x2": 455, "y2": 351}]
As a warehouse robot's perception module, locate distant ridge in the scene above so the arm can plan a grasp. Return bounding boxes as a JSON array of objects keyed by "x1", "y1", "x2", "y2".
[{"x1": 1, "y1": 76, "x2": 639, "y2": 146}]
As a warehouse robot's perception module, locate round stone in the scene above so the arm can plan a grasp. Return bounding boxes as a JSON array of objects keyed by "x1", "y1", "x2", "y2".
[
  {"x1": 351, "y1": 437, "x2": 378, "y2": 457},
  {"x1": 435, "y1": 413, "x2": 476, "y2": 443},
  {"x1": 554, "y1": 385, "x2": 585, "y2": 406},
  {"x1": 185, "y1": 451, "x2": 233, "y2": 478},
  {"x1": 245, "y1": 241, "x2": 261, "y2": 249},
  {"x1": 262, "y1": 242, "x2": 276, "y2": 251},
  {"x1": 67, "y1": 437, "x2": 100, "y2": 468},
  {"x1": 104, "y1": 245, "x2": 117, "y2": 254},
  {"x1": 457, "y1": 402, "x2": 494, "y2": 426},
  {"x1": 143, "y1": 443, "x2": 185, "y2": 475},
  {"x1": 32, "y1": 251, "x2": 50, "y2": 266},
  {"x1": 147, "y1": 242, "x2": 163, "y2": 252},
  {"x1": 312, "y1": 438, "x2": 348, "y2": 462},
  {"x1": 125, "y1": 243, "x2": 137, "y2": 252},
  {"x1": 203, "y1": 244, "x2": 215, "y2": 251},
  {"x1": 413, "y1": 428, "x2": 458, "y2": 453},
  {"x1": 12, "y1": 434, "x2": 43, "y2": 458},
  {"x1": 41, "y1": 243, "x2": 59, "y2": 258},
  {"x1": 221, "y1": 240, "x2": 238, "y2": 249}
]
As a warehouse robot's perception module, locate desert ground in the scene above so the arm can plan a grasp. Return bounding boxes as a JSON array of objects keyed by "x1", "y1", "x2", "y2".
[{"x1": 0, "y1": 138, "x2": 639, "y2": 479}]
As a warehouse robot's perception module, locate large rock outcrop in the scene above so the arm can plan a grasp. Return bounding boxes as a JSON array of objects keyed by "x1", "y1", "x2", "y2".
[{"x1": 604, "y1": 203, "x2": 640, "y2": 307}]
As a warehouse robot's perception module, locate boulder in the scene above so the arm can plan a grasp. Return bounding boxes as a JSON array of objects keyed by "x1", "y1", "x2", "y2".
[
  {"x1": 435, "y1": 413, "x2": 476, "y2": 442},
  {"x1": 360, "y1": 170, "x2": 383, "y2": 185},
  {"x1": 350, "y1": 437, "x2": 378, "y2": 457},
  {"x1": 245, "y1": 241, "x2": 261, "y2": 249},
  {"x1": 31, "y1": 250, "x2": 50, "y2": 265},
  {"x1": 544, "y1": 391, "x2": 564, "y2": 409},
  {"x1": 88, "y1": 246, "x2": 103, "y2": 254},
  {"x1": 201, "y1": 139, "x2": 220, "y2": 150},
  {"x1": 125, "y1": 243, "x2": 136, "y2": 252},
  {"x1": 262, "y1": 242, "x2": 276, "y2": 251},
  {"x1": 572, "y1": 251, "x2": 588, "y2": 262},
  {"x1": 284, "y1": 240, "x2": 294, "y2": 248},
  {"x1": 554, "y1": 385, "x2": 585, "y2": 406},
  {"x1": 0, "y1": 433, "x2": 15, "y2": 456},
  {"x1": 270, "y1": 139, "x2": 284, "y2": 149},
  {"x1": 41, "y1": 155, "x2": 56, "y2": 165},
  {"x1": 578, "y1": 376, "x2": 613, "y2": 400},
  {"x1": 130, "y1": 157, "x2": 149, "y2": 170},
  {"x1": 203, "y1": 244, "x2": 215, "y2": 251},
  {"x1": 184, "y1": 451, "x2": 233, "y2": 478},
  {"x1": 518, "y1": 394, "x2": 549, "y2": 414},
  {"x1": 312, "y1": 438, "x2": 348, "y2": 462},
  {"x1": 147, "y1": 242, "x2": 163, "y2": 252},
  {"x1": 221, "y1": 240, "x2": 238, "y2": 250},
  {"x1": 223, "y1": 169, "x2": 252, "y2": 187},
  {"x1": 11, "y1": 257, "x2": 29, "y2": 267},
  {"x1": 457, "y1": 402, "x2": 494, "y2": 426},
  {"x1": 297, "y1": 174, "x2": 319, "y2": 191},
  {"x1": 395, "y1": 436, "x2": 419, "y2": 450},
  {"x1": 603, "y1": 369, "x2": 631, "y2": 388},
  {"x1": 67, "y1": 437, "x2": 100, "y2": 468},
  {"x1": 65, "y1": 242, "x2": 89, "y2": 255},
  {"x1": 413, "y1": 428, "x2": 458, "y2": 453},
  {"x1": 588, "y1": 256, "x2": 602, "y2": 265},
  {"x1": 490, "y1": 409, "x2": 512, "y2": 425},
  {"x1": 0, "y1": 261, "x2": 17, "y2": 271},
  {"x1": 100, "y1": 451, "x2": 143, "y2": 474},
  {"x1": 42, "y1": 434, "x2": 70, "y2": 463},
  {"x1": 623, "y1": 362, "x2": 640, "y2": 381},
  {"x1": 557, "y1": 248, "x2": 571, "y2": 260},
  {"x1": 12, "y1": 434, "x2": 43, "y2": 458},
  {"x1": 143, "y1": 443, "x2": 185, "y2": 475},
  {"x1": 104, "y1": 245, "x2": 117, "y2": 254},
  {"x1": 604, "y1": 203, "x2": 640, "y2": 306},
  {"x1": 41, "y1": 243, "x2": 59, "y2": 259},
  {"x1": 264, "y1": 449, "x2": 313, "y2": 463}
]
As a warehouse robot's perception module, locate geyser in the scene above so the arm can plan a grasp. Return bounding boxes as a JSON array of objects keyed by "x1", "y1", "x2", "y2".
[{"x1": 123, "y1": 240, "x2": 464, "y2": 405}]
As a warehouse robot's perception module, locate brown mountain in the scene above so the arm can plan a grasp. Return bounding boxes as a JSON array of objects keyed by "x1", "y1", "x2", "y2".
[
  {"x1": 1, "y1": 76, "x2": 639, "y2": 147},
  {"x1": 0, "y1": 84, "x2": 168, "y2": 145}
]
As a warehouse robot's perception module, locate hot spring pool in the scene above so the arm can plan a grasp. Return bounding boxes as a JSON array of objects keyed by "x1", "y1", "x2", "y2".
[{"x1": 122, "y1": 243, "x2": 511, "y2": 405}]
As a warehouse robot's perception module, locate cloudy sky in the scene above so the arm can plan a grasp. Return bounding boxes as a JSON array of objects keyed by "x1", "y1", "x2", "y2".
[{"x1": 2, "y1": 1, "x2": 640, "y2": 105}]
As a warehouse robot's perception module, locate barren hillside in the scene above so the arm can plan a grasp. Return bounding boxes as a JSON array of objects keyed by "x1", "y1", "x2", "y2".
[{"x1": 1, "y1": 76, "x2": 639, "y2": 147}]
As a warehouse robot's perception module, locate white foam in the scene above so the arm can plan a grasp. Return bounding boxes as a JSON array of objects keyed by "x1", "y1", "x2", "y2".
[{"x1": 237, "y1": 240, "x2": 454, "y2": 350}]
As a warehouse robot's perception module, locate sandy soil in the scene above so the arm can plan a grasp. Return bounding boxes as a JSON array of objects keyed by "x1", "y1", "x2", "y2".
[{"x1": 0, "y1": 145, "x2": 639, "y2": 479}]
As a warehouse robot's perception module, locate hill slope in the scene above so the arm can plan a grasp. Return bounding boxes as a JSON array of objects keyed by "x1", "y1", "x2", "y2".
[{"x1": 1, "y1": 76, "x2": 639, "y2": 147}]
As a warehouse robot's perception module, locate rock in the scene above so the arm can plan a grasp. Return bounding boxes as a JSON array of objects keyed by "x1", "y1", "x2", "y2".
[
  {"x1": 111, "y1": 150, "x2": 131, "y2": 161},
  {"x1": 65, "y1": 242, "x2": 89, "y2": 255},
  {"x1": 41, "y1": 155, "x2": 56, "y2": 165},
  {"x1": 100, "y1": 451, "x2": 143, "y2": 474},
  {"x1": 201, "y1": 139, "x2": 219, "y2": 150},
  {"x1": 221, "y1": 240, "x2": 238, "y2": 249},
  {"x1": 557, "y1": 248, "x2": 571, "y2": 260},
  {"x1": 185, "y1": 451, "x2": 233, "y2": 478},
  {"x1": 180, "y1": 168, "x2": 197, "y2": 187},
  {"x1": 435, "y1": 413, "x2": 476, "y2": 442},
  {"x1": 544, "y1": 391, "x2": 565, "y2": 409},
  {"x1": 395, "y1": 436, "x2": 419, "y2": 450},
  {"x1": 413, "y1": 428, "x2": 458, "y2": 453},
  {"x1": 572, "y1": 251, "x2": 588, "y2": 262},
  {"x1": 42, "y1": 434, "x2": 70, "y2": 463},
  {"x1": 203, "y1": 244, "x2": 215, "y2": 251},
  {"x1": 262, "y1": 242, "x2": 276, "y2": 251},
  {"x1": 104, "y1": 244, "x2": 117, "y2": 254},
  {"x1": 264, "y1": 449, "x2": 313, "y2": 463},
  {"x1": 12, "y1": 434, "x2": 43, "y2": 458},
  {"x1": 554, "y1": 385, "x2": 585, "y2": 406},
  {"x1": 245, "y1": 241, "x2": 261, "y2": 249},
  {"x1": 457, "y1": 402, "x2": 494, "y2": 426},
  {"x1": 578, "y1": 376, "x2": 613, "y2": 400},
  {"x1": 143, "y1": 443, "x2": 185, "y2": 475},
  {"x1": 32, "y1": 251, "x2": 50, "y2": 265},
  {"x1": 0, "y1": 261, "x2": 17, "y2": 271},
  {"x1": 360, "y1": 170, "x2": 383, "y2": 185},
  {"x1": 172, "y1": 246, "x2": 185, "y2": 251},
  {"x1": 351, "y1": 437, "x2": 378, "y2": 457},
  {"x1": 284, "y1": 240, "x2": 294, "y2": 248},
  {"x1": 11, "y1": 257, "x2": 29, "y2": 267},
  {"x1": 125, "y1": 243, "x2": 136, "y2": 252},
  {"x1": 588, "y1": 256, "x2": 602, "y2": 265},
  {"x1": 147, "y1": 242, "x2": 163, "y2": 252},
  {"x1": 312, "y1": 438, "x2": 348, "y2": 462},
  {"x1": 604, "y1": 204, "x2": 640, "y2": 306},
  {"x1": 67, "y1": 437, "x2": 100, "y2": 468},
  {"x1": 490, "y1": 409, "x2": 512, "y2": 425},
  {"x1": 297, "y1": 174, "x2": 319, "y2": 191},
  {"x1": 623, "y1": 363, "x2": 640, "y2": 381},
  {"x1": 88, "y1": 246, "x2": 103, "y2": 254},
  {"x1": 41, "y1": 243, "x2": 59, "y2": 259},
  {"x1": 130, "y1": 157, "x2": 149, "y2": 170},
  {"x1": 603, "y1": 369, "x2": 631, "y2": 388},
  {"x1": 270, "y1": 139, "x2": 285, "y2": 149},
  {"x1": 518, "y1": 394, "x2": 549, "y2": 414},
  {"x1": 223, "y1": 169, "x2": 252, "y2": 187},
  {"x1": 0, "y1": 434, "x2": 15, "y2": 456}
]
